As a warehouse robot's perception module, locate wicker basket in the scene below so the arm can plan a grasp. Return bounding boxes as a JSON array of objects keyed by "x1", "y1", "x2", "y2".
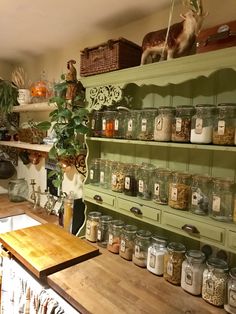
[
  {"x1": 80, "y1": 37, "x2": 142, "y2": 77},
  {"x1": 18, "y1": 127, "x2": 46, "y2": 144}
]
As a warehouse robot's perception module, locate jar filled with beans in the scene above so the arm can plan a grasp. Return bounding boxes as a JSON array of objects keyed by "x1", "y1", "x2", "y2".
[
  {"x1": 119, "y1": 224, "x2": 138, "y2": 260},
  {"x1": 137, "y1": 163, "x2": 155, "y2": 200},
  {"x1": 225, "y1": 267, "x2": 236, "y2": 313},
  {"x1": 152, "y1": 168, "x2": 172, "y2": 205},
  {"x1": 85, "y1": 211, "x2": 102, "y2": 242},
  {"x1": 137, "y1": 108, "x2": 157, "y2": 141},
  {"x1": 147, "y1": 235, "x2": 168, "y2": 276},
  {"x1": 172, "y1": 105, "x2": 195, "y2": 142},
  {"x1": 111, "y1": 162, "x2": 126, "y2": 193},
  {"x1": 107, "y1": 220, "x2": 125, "y2": 254},
  {"x1": 97, "y1": 215, "x2": 113, "y2": 248},
  {"x1": 133, "y1": 229, "x2": 152, "y2": 267},
  {"x1": 154, "y1": 106, "x2": 175, "y2": 142}
]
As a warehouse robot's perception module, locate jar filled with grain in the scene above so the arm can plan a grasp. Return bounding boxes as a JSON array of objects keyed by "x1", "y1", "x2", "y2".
[
  {"x1": 224, "y1": 267, "x2": 236, "y2": 313},
  {"x1": 107, "y1": 220, "x2": 125, "y2": 254},
  {"x1": 190, "y1": 174, "x2": 212, "y2": 216},
  {"x1": 85, "y1": 211, "x2": 102, "y2": 242},
  {"x1": 152, "y1": 168, "x2": 172, "y2": 205},
  {"x1": 111, "y1": 162, "x2": 126, "y2": 193},
  {"x1": 124, "y1": 164, "x2": 139, "y2": 197},
  {"x1": 154, "y1": 106, "x2": 175, "y2": 142},
  {"x1": 137, "y1": 108, "x2": 157, "y2": 141},
  {"x1": 168, "y1": 172, "x2": 192, "y2": 210},
  {"x1": 164, "y1": 242, "x2": 186, "y2": 285},
  {"x1": 124, "y1": 109, "x2": 140, "y2": 140},
  {"x1": 101, "y1": 110, "x2": 116, "y2": 138},
  {"x1": 89, "y1": 110, "x2": 103, "y2": 137},
  {"x1": 132, "y1": 229, "x2": 152, "y2": 267},
  {"x1": 202, "y1": 257, "x2": 228, "y2": 307},
  {"x1": 99, "y1": 159, "x2": 112, "y2": 189},
  {"x1": 172, "y1": 105, "x2": 195, "y2": 142},
  {"x1": 97, "y1": 215, "x2": 113, "y2": 248},
  {"x1": 181, "y1": 250, "x2": 205, "y2": 295},
  {"x1": 89, "y1": 158, "x2": 101, "y2": 185},
  {"x1": 210, "y1": 177, "x2": 234, "y2": 222},
  {"x1": 137, "y1": 163, "x2": 155, "y2": 200},
  {"x1": 119, "y1": 224, "x2": 138, "y2": 260},
  {"x1": 147, "y1": 235, "x2": 168, "y2": 276}
]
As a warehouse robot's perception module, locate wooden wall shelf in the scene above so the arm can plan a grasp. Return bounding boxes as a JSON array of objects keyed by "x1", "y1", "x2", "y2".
[{"x1": 0, "y1": 141, "x2": 52, "y2": 153}]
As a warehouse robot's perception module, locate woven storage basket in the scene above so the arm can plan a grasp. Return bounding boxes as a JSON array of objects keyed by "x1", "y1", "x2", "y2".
[
  {"x1": 18, "y1": 128, "x2": 46, "y2": 144},
  {"x1": 80, "y1": 37, "x2": 142, "y2": 77}
]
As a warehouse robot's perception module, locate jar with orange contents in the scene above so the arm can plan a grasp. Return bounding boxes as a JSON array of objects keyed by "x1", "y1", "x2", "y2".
[{"x1": 102, "y1": 111, "x2": 116, "y2": 138}]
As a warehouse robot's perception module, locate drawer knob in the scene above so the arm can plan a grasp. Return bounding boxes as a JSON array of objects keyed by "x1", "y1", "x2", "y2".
[
  {"x1": 130, "y1": 207, "x2": 142, "y2": 215},
  {"x1": 182, "y1": 224, "x2": 200, "y2": 235},
  {"x1": 93, "y1": 195, "x2": 103, "y2": 202}
]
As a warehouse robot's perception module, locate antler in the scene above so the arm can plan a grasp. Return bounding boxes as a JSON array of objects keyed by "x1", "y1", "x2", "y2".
[{"x1": 182, "y1": 0, "x2": 203, "y2": 15}]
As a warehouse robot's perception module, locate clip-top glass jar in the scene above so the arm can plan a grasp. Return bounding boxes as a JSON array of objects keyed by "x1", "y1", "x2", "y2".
[
  {"x1": 137, "y1": 108, "x2": 157, "y2": 141},
  {"x1": 202, "y1": 257, "x2": 228, "y2": 307},
  {"x1": 168, "y1": 172, "x2": 191, "y2": 210},
  {"x1": 97, "y1": 215, "x2": 113, "y2": 247},
  {"x1": 154, "y1": 106, "x2": 175, "y2": 142},
  {"x1": 119, "y1": 224, "x2": 138, "y2": 260},
  {"x1": 172, "y1": 105, "x2": 195, "y2": 142},
  {"x1": 107, "y1": 220, "x2": 125, "y2": 254},
  {"x1": 111, "y1": 162, "x2": 126, "y2": 193},
  {"x1": 102, "y1": 110, "x2": 116, "y2": 138},
  {"x1": 124, "y1": 110, "x2": 140, "y2": 140},
  {"x1": 85, "y1": 211, "x2": 102, "y2": 242},
  {"x1": 181, "y1": 250, "x2": 205, "y2": 295},
  {"x1": 225, "y1": 268, "x2": 236, "y2": 313},
  {"x1": 137, "y1": 163, "x2": 155, "y2": 200},
  {"x1": 89, "y1": 110, "x2": 103, "y2": 137},
  {"x1": 99, "y1": 159, "x2": 112, "y2": 189},
  {"x1": 124, "y1": 164, "x2": 139, "y2": 197},
  {"x1": 190, "y1": 174, "x2": 211, "y2": 216},
  {"x1": 132, "y1": 229, "x2": 152, "y2": 267},
  {"x1": 89, "y1": 158, "x2": 101, "y2": 185},
  {"x1": 8, "y1": 178, "x2": 29, "y2": 202},
  {"x1": 147, "y1": 235, "x2": 168, "y2": 276},
  {"x1": 113, "y1": 107, "x2": 127, "y2": 139},
  {"x1": 152, "y1": 168, "x2": 172, "y2": 204}
]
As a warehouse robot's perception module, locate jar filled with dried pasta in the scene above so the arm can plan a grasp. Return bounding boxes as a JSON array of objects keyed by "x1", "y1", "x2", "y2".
[
  {"x1": 85, "y1": 211, "x2": 102, "y2": 242},
  {"x1": 89, "y1": 110, "x2": 103, "y2": 137},
  {"x1": 172, "y1": 105, "x2": 195, "y2": 142},
  {"x1": 97, "y1": 215, "x2": 113, "y2": 247},
  {"x1": 154, "y1": 106, "x2": 175, "y2": 142},
  {"x1": 89, "y1": 158, "x2": 101, "y2": 186},
  {"x1": 137, "y1": 163, "x2": 155, "y2": 200},
  {"x1": 152, "y1": 168, "x2": 172, "y2": 205},
  {"x1": 124, "y1": 109, "x2": 140, "y2": 140},
  {"x1": 168, "y1": 172, "x2": 192, "y2": 210},
  {"x1": 119, "y1": 224, "x2": 138, "y2": 260},
  {"x1": 132, "y1": 229, "x2": 152, "y2": 268},
  {"x1": 202, "y1": 257, "x2": 228, "y2": 307},
  {"x1": 101, "y1": 110, "x2": 116, "y2": 138},
  {"x1": 137, "y1": 108, "x2": 157, "y2": 141},
  {"x1": 147, "y1": 235, "x2": 168, "y2": 276},
  {"x1": 111, "y1": 162, "x2": 126, "y2": 193},
  {"x1": 164, "y1": 242, "x2": 186, "y2": 285},
  {"x1": 213, "y1": 104, "x2": 236, "y2": 145},
  {"x1": 224, "y1": 267, "x2": 236, "y2": 314},
  {"x1": 107, "y1": 220, "x2": 125, "y2": 254}
]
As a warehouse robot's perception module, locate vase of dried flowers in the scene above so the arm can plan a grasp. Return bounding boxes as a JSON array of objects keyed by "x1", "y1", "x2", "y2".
[{"x1": 12, "y1": 67, "x2": 31, "y2": 105}]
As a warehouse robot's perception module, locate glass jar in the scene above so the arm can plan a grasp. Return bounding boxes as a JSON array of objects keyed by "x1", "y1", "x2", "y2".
[
  {"x1": 124, "y1": 110, "x2": 140, "y2": 140},
  {"x1": 225, "y1": 268, "x2": 236, "y2": 314},
  {"x1": 89, "y1": 110, "x2": 103, "y2": 137},
  {"x1": 97, "y1": 215, "x2": 113, "y2": 247},
  {"x1": 137, "y1": 108, "x2": 157, "y2": 141},
  {"x1": 111, "y1": 162, "x2": 126, "y2": 193},
  {"x1": 132, "y1": 229, "x2": 152, "y2": 267},
  {"x1": 168, "y1": 172, "x2": 192, "y2": 210},
  {"x1": 102, "y1": 110, "x2": 116, "y2": 138},
  {"x1": 8, "y1": 178, "x2": 29, "y2": 202},
  {"x1": 89, "y1": 158, "x2": 101, "y2": 185},
  {"x1": 171, "y1": 105, "x2": 195, "y2": 142},
  {"x1": 147, "y1": 235, "x2": 168, "y2": 276},
  {"x1": 154, "y1": 106, "x2": 175, "y2": 142},
  {"x1": 210, "y1": 177, "x2": 234, "y2": 222},
  {"x1": 107, "y1": 220, "x2": 125, "y2": 253},
  {"x1": 164, "y1": 242, "x2": 186, "y2": 285},
  {"x1": 181, "y1": 250, "x2": 205, "y2": 295},
  {"x1": 85, "y1": 211, "x2": 102, "y2": 242},
  {"x1": 113, "y1": 108, "x2": 127, "y2": 139},
  {"x1": 202, "y1": 257, "x2": 228, "y2": 307},
  {"x1": 137, "y1": 163, "x2": 155, "y2": 200},
  {"x1": 152, "y1": 168, "x2": 172, "y2": 204},
  {"x1": 100, "y1": 159, "x2": 112, "y2": 189},
  {"x1": 213, "y1": 104, "x2": 236, "y2": 146},
  {"x1": 190, "y1": 105, "x2": 216, "y2": 144},
  {"x1": 119, "y1": 224, "x2": 138, "y2": 260},
  {"x1": 190, "y1": 174, "x2": 211, "y2": 216},
  {"x1": 124, "y1": 164, "x2": 139, "y2": 196}
]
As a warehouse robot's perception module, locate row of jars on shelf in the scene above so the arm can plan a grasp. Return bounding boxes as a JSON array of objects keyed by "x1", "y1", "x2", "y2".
[
  {"x1": 89, "y1": 159, "x2": 235, "y2": 222},
  {"x1": 89, "y1": 103, "x2": 236, "y2": 145},
  {"x1": 85, "y1": 211, "x2": 235, "y2": 312}
]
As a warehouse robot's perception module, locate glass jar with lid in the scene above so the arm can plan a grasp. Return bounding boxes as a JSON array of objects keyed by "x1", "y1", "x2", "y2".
[
  {"x1": 147, "y1": 235, "x2": 168, "y2": 275},
  {"x1": 113, "y1": 107, "x2": 127, "y2": 139},
  {"x1": 190, "y1": 174, "x2": 212, "y2": 216},
  {"x1": 171, "y1": 105, "x2": 195, "y2": 142},
  {"x1": 111, "y1": 162, "x2": 126, "y2": 193},
  {"x1": 210, "y1": 177, "x2": 234, "y2": 222},
  {"x1": 181, "y1": 250, "x2": 205, "y2": 295},
  {"x1": 89, "y1": 110, "x2": 103, "y2": 137},
  {"x1": 100, "y1": 159, "x2": 112, "y2": 189},
  {"x1": 124, "y1": 164, "x2": 139, "y2": 197},
  {"x1": 213, "y1": 103, "x2": 236, "y2": 145},
  {"x1": 164, "y1": 242, "x2": 186, "y2": 285},
  {"x1": 137, "y1": 108, "x2": 157, "y2": 141},
  {"x1": 85, "y1": 211, "x2": 102, "y2": 242},
  {"x1": 168, "y1": 172, "x2": 192, "y2": 210},
  {"x1": 96, "y1": 215, "x2": 113, "y2": 247},
  {"x1": 154, "y1": 106, "x2": 175, "y2": 142},
  {"x1": 119, "y1": 224, "x2": 138, "y2": 260},
  {"x1": 8, "y1": 178, "x2": 29, "y2": 202},
  {"x1": 89, "y1": 158, "x2": 101, "y2": 185},
  {"x1": 132, "y1": 229, "x2": 152, "y2": 267},
  {"x1": 190, "y1": 104, "x2": 216, "y2": 144},
  {"x1": 225, "y1": 268, "x2": 236, "y2": 313},
  {"x1": 202, "y1": 257, "x2": 228, "y2": 307},
  {"x1": 101, "y1": 110, "x2": 116, "y2": 138},
  {"x1": 107, "y1": 220, "x2": 125, "y2": 253},
  {"x1": 137, "y1": 163, "x2": 155, "y2": 200},
  {"x1": 152, "y1": 168, "x2": 172, "y2": 204},
  {"x1": 124, "y1": 109, "x2": 140, "y2": 140}
]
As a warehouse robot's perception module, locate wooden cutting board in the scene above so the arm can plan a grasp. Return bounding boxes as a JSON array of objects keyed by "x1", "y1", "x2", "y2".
[{"x1": 0, "y1": 223, "x2": 99, "y2": 278}]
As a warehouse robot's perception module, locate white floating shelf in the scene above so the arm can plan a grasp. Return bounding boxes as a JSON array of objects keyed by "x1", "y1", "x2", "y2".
[
  {"x1": 12, "y1": 102, "x2": 56, "y2": 112},
  {"x1": 0, "y1": 141, "x2": 52, "y2": 152}
]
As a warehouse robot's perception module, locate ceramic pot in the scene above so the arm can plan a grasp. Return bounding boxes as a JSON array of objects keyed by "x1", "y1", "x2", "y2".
[
  {"x1": 0, "y1": 160, "x2": 16, "y2": 179},
  {"x1": 17, "y1": 88, "x2": 31, "y2": 105}
]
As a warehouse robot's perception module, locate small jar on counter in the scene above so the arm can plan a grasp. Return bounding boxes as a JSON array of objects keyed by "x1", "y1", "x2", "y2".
[
  {"x1": 202, "y1": 257, "x2": 228, "y2": 307},
  {"x1": 137, "y1": 108, "x2": 157, "y2": 141},
  {"x1": 147, "y1": 235, "x2": 168, "y2": 276},
  {"x1": 119, "y1": 224, "x2": 138, "y2": 260},
  {"x1": 107, "y1": 220, "x2": 125, "y2": 254},
  {"x1": 97, "y1": 215, "x2": 113, "y2": 248},
  {"x1": 137, "y1": 163, "x2": 155, "y2": 200},
  {"x1": 124, "y1": 164, "x2": 139, "y2": 197},
  {"x1": 124, "y1": 110, "x2": 140, "y2": 140},
  {"x1": 132, "y1": 229, "x2": 152, "y2": 268},
  {"x1": 89, "y1": 158, "x2": 101, "y2": 185},
  {"x1": 225, "y1": 268, "x2": 236, "y2": 314},
  {"x1": 172, "y1": 105, "x2": 195, "y2": 142},
  {"x1": 164, "y1": 242, "x2": 186, "y2": 285},
  {"x1": 102, "y1": 110, "x2": 116, "y2": 138},
  {"x1": 85, "y1": 211, "x2": 102, "y2": 242},
  {"x1": 152, "y1": 168, "x2": 172, "y2": 205},
  {"x1": 111, "y1": 162, "x2": 126, "y2": 193},
  {"x1": 154, "y1": 106, "x2": 175, "y2": 142},
  {"x1": 8, "y1": 178, "x2": 29, "y2": 202},
  {"x1": 89, "y1": 110, "x2": 103, "y2": 137},
  {"x1": 181, "y1": 250, "x2": 205, "y2": 295}
]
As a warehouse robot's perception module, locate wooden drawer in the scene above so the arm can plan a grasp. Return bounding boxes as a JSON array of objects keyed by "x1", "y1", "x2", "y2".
[
  {"x1": 228, "y1": 231, "x2": 236, "y2": 251},
  {"x1": 84, "y1": 187, "x2": 115, "y2": 208},
  {"x1": 162, "y1": 212, "x2": 225, "y2": 244}
]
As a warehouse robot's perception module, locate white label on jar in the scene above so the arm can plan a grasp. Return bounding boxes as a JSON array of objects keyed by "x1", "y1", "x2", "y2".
[
  {"x1": 91, "y1": 119, "x2": 95, "y2": 130},
  {"x1": 141, "y1": 119, "x2": 147, "y2": 132},
  {"x1": 195, "y1": 118, "x2": 203, "y2": 134},
  {"x1": 167, "y1": 261, "x2": 173, "y2": 276},
  {"x1": 218, "y1": 120, "x2": 225, "y2": 135},
  {"x1": 154, "y1": 183, "x2": 160, "y2": 196},
  {"x1": 90, "y1": 169, "x2": 94, "y2": 180},
  {"x1": 100, "y1": 171, "x2": 105, "y2": 183},
  {"x1": 176, "y1": 118, "x2": 182, "y2": 132},
  {"x1": 229, "y1": 289, "x2": 236, "y2": 308},
  {"x1": 97, "y1": 229, "x2": 101, "y2": 241},
  {"x1": 171, "y1": 187, "x2": 178, "y2": 201},
  {"x1": 125, "y1": 177, "x2": 130, "y2": 189},
  {"x1": 185, "y1": 268, "x2": 193, "y2": 285},
  {"x1": 212, "y1": 195, "x2": 221, "y2": 212},
  {"x1": 120, "y1": 239, "x2": 126, "y2": 252},
  {"x1": 191, "y1": 192, "x2": 200, "y2": 206},
  {"x1": 149, "y1": 253, "x2": 156, "y2": 268},
  {"x1": 206, "y1": 279, "x2": 215, "y2": 295},
  {"x1": 135, "y1": 245, "x2": 140, "y2": 258},
  {"x1": 138, "y1": 180, "x2": 144, "y2": 193},
  {"x1": 156, "y1": 117, "x2": 163, "y2": 131},
  {"x1": 115, "y1": 119, "x2": 119, "y2": 131},
  {"x1": 108, "y1": 233, "x2": 113, "y2": 245},
  {"x1": 86, "y1": 221, "x2": 91, "y2": 235},
  {"x1": 112, "y1": 174, "x2": 117, "y2": 185},
  {"x1": 102, "y1": 119, "x2": 106, "y2": 131},
  {"x1": 128, "y1": 119, "x2": 133, "y2": 131}
]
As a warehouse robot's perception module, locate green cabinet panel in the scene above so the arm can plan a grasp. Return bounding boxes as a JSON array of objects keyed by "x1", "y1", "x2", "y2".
[
  {"x1": 84, "y1": 186, "x2": 115, "y2": 209},
  {"x1": 228, "y1": 231, "x2": 236, "y2": 251}
]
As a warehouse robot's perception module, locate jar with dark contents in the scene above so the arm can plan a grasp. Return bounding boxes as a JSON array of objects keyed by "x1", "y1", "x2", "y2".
[
  {"x1": 132, "y1": 229, "x2": 152, "y2": 267},
  {"x1": 172, "y1": 105, "x2": 195, "y2": 142},
  {"x1": 190, "y1": 174, "x2": 211, "y2": 216},
  {"x1": 168, "y1": 172, "x2": 191, "y2": 210},
  {"x1": 225, "y1": 267, "x2": 236, "y2": 313},
  {"x1": 97, "y1": 215, "x2": 113, "y2": 248},
  {"x1": 154, "y1": 106, "x2": 175, "y2": 142},
  {"x1": 89, "y1": 110, "x2": 103, "y2": 137},
  {"x1": 113, "y1": 108, "x2": 127, "y2": 139},
  {"x1": 137, "y1": 108, "x2": 157, "y2": 141},
  {"x1": 124, "y1": 110, "x2": 140, "y2": 140},
  {"x1": 152, "y1": 168, "x2": 172, "y2": 204},
  {"x1": 89, "y1": 158, "x2": 101, "y2": 185},
  {"x1": 107, "y1": 220, "x2": 125, "y2": 254},
  {"x1": 119, "y1": 224, "x2": 138, "y2": 260},
  {"x1": 102, "y1": 110, "x2": 116, "y2": 138},
  {"x1": 124, "y1": 164, "x2": 139, "y2": 196},
  {"x1": 111, "y1": 162, "x2": 126, "y2": 193},
  {"x1": 137, "y1": 163, "x2": 155, "y2": 200}
]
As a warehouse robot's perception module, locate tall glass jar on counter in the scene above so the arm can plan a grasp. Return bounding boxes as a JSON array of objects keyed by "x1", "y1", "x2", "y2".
[
  {"x1": 210, "y1": 177, "x2": 234, "y2": 222},
  {"x1": 164, "y1": 242, "x2": 186, "y2": 285},
  {"x1": 97, "y1": 215, "x2": 113, "y2": 247},
  {"x1": 152, "y1": 168, "x2": 172, "y2": 204},
  {"x1": 124, "y1": 164, "x2": 139, "y2": 197},
  {"x1": 119, "y1": 224, "x2": 138, "y2": 260},
  {"x1": 124, "y1": 110, "x2": 140, "y2": 140},
  {"x1": 101, "y1": 110, "x2": 116, "y2": 138},
  {"x1": 225, "y1": 268, "x2": 236, "y2": 314},
  {"x1": 202, "y1": 257, "x2": 228, "y2": 307},
  {"x1": 147, "y1": 235, "x2": 168, "y2": 276},
  {"x1": 85, "y1": 211, "x2": 102, "y2": 242},
  {"x1": 168, "y1": 172, "x2": 192, "y2": 210},
  {"x1": 154, "y1": 106, "x2": 175, "y2": 142},
  {"x1": 213, "y1": 104, "x2": 236, "y2": 145},
  {"x1": 132, "y1": 229, "x2": 152, "y2": 267},
  {"x1": 190, "y1": 105, "x2": 216, "y2": 144},
  {"x1": 89, "y1": 158, "x2": 101, "y2": 185},
  {"x1": 172, "y1": 105, "x2": 195, "y2": 142},
  {"x1": 107, "y1": 220, "x2": 125, "y2": 254},
  {"x1": 181, "y1": 250, "x2": 205, "y2": 295},
  {"x1": 89, "y1": 110, "x2": 103, "y2": 137},
  {"x1": 111, "y1": 162, "x2": 126, "y2": 193},
  {"x1": 137, "y1": 108, "x2": 157, "y2": 141},
  {"x1": 137, "y1": 163, "x2": 155, "y2": 200}
]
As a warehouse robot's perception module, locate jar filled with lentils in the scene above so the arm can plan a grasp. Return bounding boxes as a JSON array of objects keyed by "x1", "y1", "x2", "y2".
[
  {"x1": 132, "y1": 229, "x2": 152, "y2": 267},
  {"x1": 172, "y1": 105, "x2": 195, "y2": 142},
  {"x1": 107, "y1": 220, "x2": 125, "y2": 254},
  {"x1": 202, "y1": 257, "x2": 228, "y2": 307},
  {"x1": 224, "y1": 267, "x2": 236, "y2": 314},
  {"x1": 124, "y1": 109, "x2": 140, "y2": 140},
  {"x1": 137, "y1": 108, "x2": 157, "y2": 141},
  {"x1": 154, "y1": 106, "x2": 175, "y2": 142},
  {"x1": 168, "y1": 172, "x2": 191, "y2": 210},
  {"x1": 137, "y1": 163, "x2": 155, "y2": 200},
  {"x1": 119, "y1": 224, "x2": 138, "y2": 261},
  {"x1": 85, "y1": 211, "x2": 102, "y2": 242},
  {"x1": 97, "y1": 215, "x2": 113, "y2": 247},
  {"x1": 152, "y1": 168, "x2": 172, "y2": 205}
]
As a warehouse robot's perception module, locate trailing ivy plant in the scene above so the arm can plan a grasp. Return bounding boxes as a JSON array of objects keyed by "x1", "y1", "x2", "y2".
[{"x1": 0, "y1": 79, "x2": 19, "y2": 114}]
